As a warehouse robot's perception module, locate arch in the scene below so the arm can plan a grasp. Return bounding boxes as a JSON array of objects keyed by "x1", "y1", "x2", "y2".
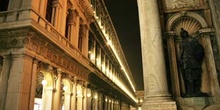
[
  {"x1": 62, "y1": 78, "x2": 72, "y2": 93},
  {"x1": 40, "y1": 70, "x2": 54, "y2": 88},
  {"x1": 166, "y1": 11, "x2": 208, "y2": 32}
]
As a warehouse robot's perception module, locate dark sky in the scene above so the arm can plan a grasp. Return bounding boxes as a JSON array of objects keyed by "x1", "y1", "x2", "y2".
[{"x1": 104, "y1": 0, "x2": 144, "y2": 90}]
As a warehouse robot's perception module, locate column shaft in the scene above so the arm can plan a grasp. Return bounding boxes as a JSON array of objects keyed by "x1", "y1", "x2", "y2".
[
  {"x1": 70, "y1": 80, "x2": 76, "y2": 110},
  {"x1": 137, "y1": 0, "x2": 177, "y2": 109},
  {"x1": 53, "y1": 72, "x2": 62, "y2": 110},
  {"x1": 137, "y1": 0, "x2": 169, "y2": 98},
  {"x1": 0, "y1": 55, "x2": 11, "y2": 110},
  {"x1": 29, "y1": 59, "x2": 39, "y2": 110}
]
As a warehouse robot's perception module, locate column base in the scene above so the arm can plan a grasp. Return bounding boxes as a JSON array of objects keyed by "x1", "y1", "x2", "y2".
[
  {"x1": 142, "y1": 99, "x2": 177, "y2": 110},
  {"x1": 177, "y1": 97, "x2": 220, "y2": 110}
]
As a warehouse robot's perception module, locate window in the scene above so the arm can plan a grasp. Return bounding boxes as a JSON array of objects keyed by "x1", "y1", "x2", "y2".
[
  {"x1": 0, "y1": 0, "x2": 9, "y2": 11},
  {"x1": 45, "y1": 0, "x2": 53, "y2": 23}
]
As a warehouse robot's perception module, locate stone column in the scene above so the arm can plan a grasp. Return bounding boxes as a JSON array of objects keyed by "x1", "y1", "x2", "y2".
[
  {"x1": 83, "y1": 84, "x2": 87, "y2": 110},
  {"x1": 70, "y1": 78, "x2": 77, "y2": 110},
  {"x1": 63, "y1": 92, "x2": 71, "y2": 110},
  {"x1": 104, "y1": 97, "x2": 108, "y2": 110},
  {"x1": 73, "y1": 15, "x2": 80, "y2": 48},
  {"x1": 137, "y1": 0, "x2": 176, "y2": 109},
  {"x1": 59, "y1": 0, "x2": 67, "y2": 35},
  {"x1": 202, "y1": 33, "x2": 220, "y2": 102},
  {"x1": 42, "y1": 86, "x2": 54, "y2": 110},
  {"x1": 0, "y1": 54, "x2": 11, "y2": 110},
  {"x1": 165, "y1": 33, "x2": 181, "y2": 97},
  {"x1": 82, "y1": 25, "x2": 89, "y2": 56},
  {"x1": 4, "y1": 54, "x2": 34, "y2": 110},
  {"x1": 209, "y1": 0, "x2": 220, "y2": 54},
  {"x1": 29, "y1": 59, "x2": 39, "y2": 110},
  {"x1": 53, "y1": 69, "x2": 62, "y2": 110},
  {"x1": 67, "y1": 9, "x2": 74, "y2": 41},
  {"x1": 76, "y1": 84, "x2": 83, "y2": 110}
]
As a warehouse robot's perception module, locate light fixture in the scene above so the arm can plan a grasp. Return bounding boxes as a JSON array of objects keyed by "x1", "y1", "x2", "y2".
[
  {"x1": 63, "y1": 86, "x2": 68, "y2": 91},
  {"x1": 41, "y1": 79, "x2": 47, "y2": 86},
  {"x1": 94, "y1": 95, "x2": 98, "y2": 99},
  {"x1": 87, "y1": 93, "x2": 91, "y2": 97}
]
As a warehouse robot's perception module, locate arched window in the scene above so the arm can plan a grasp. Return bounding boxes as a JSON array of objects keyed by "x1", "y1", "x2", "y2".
[{"x1": 0, "y1": 0, "x2": 9, "y2": 11}]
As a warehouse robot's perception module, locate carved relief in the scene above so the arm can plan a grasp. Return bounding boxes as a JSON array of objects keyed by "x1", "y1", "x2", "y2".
[
  {"x1": 164, "y1": 0, "x2": 204, "y2": 10},
  {"x1": 26, "y1": 34, "x2": 90, "y2": 80}
]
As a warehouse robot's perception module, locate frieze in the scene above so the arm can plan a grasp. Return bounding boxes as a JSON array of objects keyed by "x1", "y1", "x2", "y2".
[
  {"x1": 162, "y1": 0, "x2": 206, "y2": 12},
  {"x1": 26, "y1": 33, "x2": 90, "y2": 80},
  {"x1": 0, "y1": 28, "x2": 90, "y2": 81}
]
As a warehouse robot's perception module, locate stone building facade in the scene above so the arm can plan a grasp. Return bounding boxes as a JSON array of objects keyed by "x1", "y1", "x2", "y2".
[
  {"x1": 138, "y1": 0, "x2": 220, "y2": 110},
  {"x1": 0, "y1": 0, "x2": 137, "y2": 110}
]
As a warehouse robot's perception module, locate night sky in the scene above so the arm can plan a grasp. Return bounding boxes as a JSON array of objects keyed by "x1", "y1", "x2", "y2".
[{"x1": 104, "y1": 0, "x2": 144, "y2": 90}]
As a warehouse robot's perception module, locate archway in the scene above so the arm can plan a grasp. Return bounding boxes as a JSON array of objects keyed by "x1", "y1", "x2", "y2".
[{"x1": 34, "y1": 67, "x2": 54, "y2": 110}]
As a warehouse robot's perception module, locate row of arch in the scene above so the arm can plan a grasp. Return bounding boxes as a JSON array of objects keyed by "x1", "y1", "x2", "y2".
[{"x1": 34, "y1": 62, "x2": 124, "y2": 110}]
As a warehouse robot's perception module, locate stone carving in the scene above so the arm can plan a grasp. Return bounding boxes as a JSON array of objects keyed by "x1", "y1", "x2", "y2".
[
  {"x1": 166, "y1": 0, "x2": 200, "y2": 9},
  {"x1": 178, "y1": 28, "x2": 208, "y2": 97}
]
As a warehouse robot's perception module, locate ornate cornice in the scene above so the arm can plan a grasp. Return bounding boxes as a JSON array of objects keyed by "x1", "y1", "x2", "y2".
[{"x1": 0, "y1": 28, "x2": 90, "y2": 81}]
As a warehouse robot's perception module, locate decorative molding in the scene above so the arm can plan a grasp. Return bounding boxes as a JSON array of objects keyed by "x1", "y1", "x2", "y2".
[
  {"x1": 162, "y1": 0, "x2": 206, "y2": 12},
  {"x1": 25, "y1": 32, "x2": 90, "y2": 81}
]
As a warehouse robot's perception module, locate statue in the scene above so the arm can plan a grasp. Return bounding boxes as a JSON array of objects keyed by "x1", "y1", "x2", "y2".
[{"x1": 178, "y1": 28, "x2": 208, "y2": 97}]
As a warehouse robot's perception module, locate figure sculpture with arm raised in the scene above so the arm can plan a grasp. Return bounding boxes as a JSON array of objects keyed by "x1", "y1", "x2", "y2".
[{"x1": 178, "y1": 28, "x2": 208, "y2": 97}]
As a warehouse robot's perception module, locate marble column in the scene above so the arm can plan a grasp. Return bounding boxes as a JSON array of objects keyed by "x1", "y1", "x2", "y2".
[
  {"x1": 137, "y1": 0, "x2": 176, "y2": 109},
  {"x1": 53, "y1": 69, "x2": 62, "y2": 110}
]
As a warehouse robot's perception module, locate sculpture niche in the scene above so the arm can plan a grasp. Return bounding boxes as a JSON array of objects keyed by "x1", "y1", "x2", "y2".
[{"x1": 178, "y1": 28, "x2": 208, "y2": 97}]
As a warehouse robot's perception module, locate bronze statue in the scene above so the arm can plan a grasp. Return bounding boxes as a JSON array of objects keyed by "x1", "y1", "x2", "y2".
[{"x1": 178, "y1": 28, "x2": 208, "y2": 97}]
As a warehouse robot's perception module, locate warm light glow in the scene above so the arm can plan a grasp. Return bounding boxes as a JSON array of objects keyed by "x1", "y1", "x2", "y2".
[
  {"x1": 87, "y1": 93, "x2": 91, "y2": 97},
  {"x1": 138, "y1": 107, "x2": 142, "y2": 110},
  {"x1": 94, "y1": 95, "x2": 98, "y2": 99},
  {"x1": 90, "y1": 54, "x2": 95, "y2": 60},
  {"x1": 63, "y1": 86, "x2": 68, "y2": 91},
  {"x1": 140, "y1": 99, "x2": 143, "y2": 103},
  {"x1": 77, "y1": 90, "x2": 81, "y2": 95},
  {"x1": 41, "y1": 80, "x2": 47, "y2": 86},
  {"x1": 94, "y1": 12, "x2": 136, "y2": 102}
]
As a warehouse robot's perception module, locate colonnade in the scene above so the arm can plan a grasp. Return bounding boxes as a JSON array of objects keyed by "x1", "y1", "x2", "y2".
[
  {"x1": 34, "y1": 62, "x2": 121, "y2": 110},
  {"x1": 0, "y1": 53, "x2": 123, "y2": 110}
]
